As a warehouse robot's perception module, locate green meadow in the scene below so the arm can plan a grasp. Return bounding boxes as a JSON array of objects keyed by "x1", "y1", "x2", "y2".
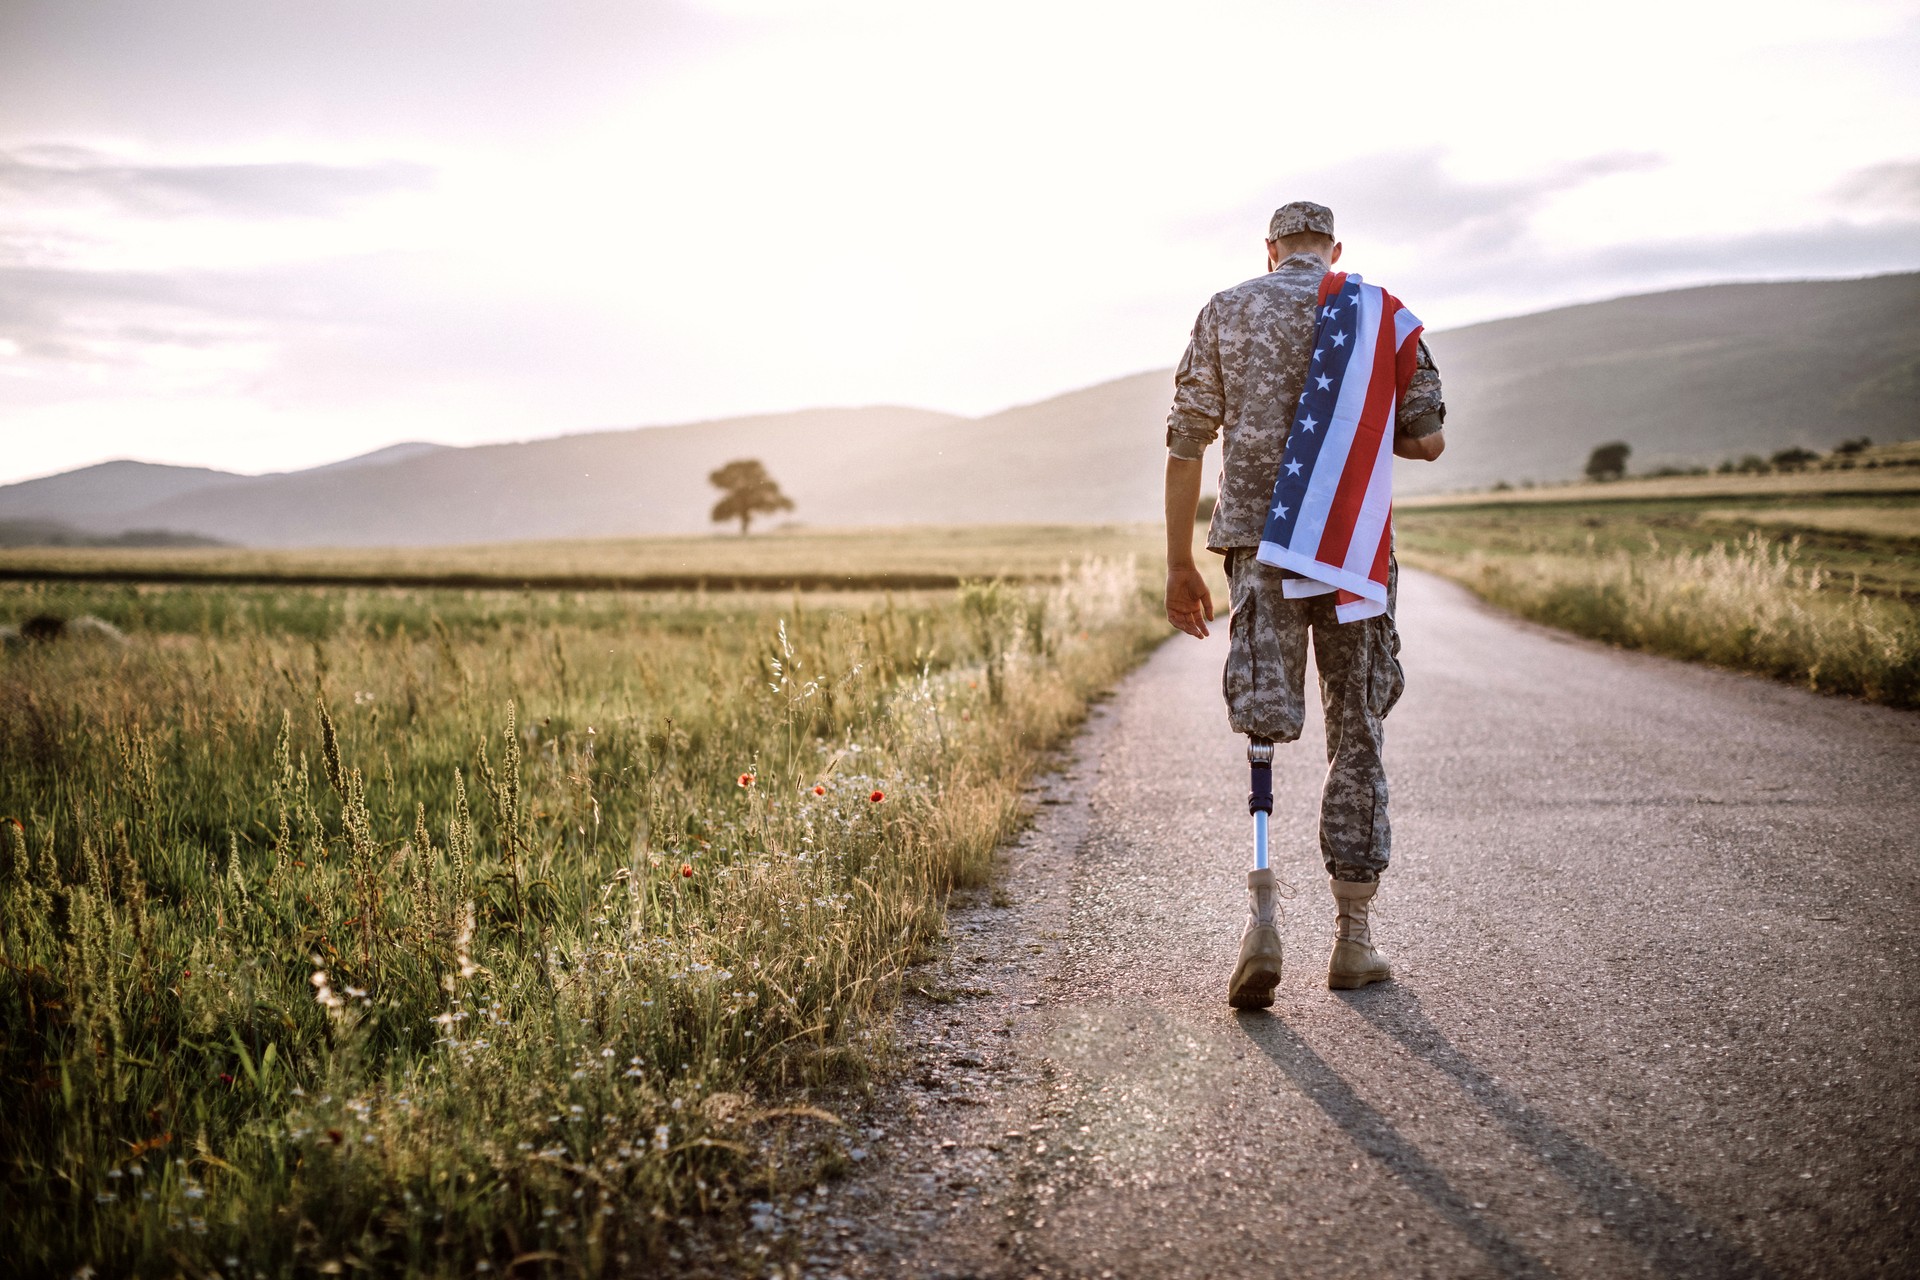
[
  {"x1": 0, "y1": 552, "x2": 1167, "y2": 1277},
  {"x1": 1397, "y1": 492, "x2": 1920, "y2": 706}
]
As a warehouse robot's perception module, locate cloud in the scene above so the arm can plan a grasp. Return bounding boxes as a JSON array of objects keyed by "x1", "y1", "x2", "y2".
[
  {"x1": 1179, "y1": 149, "x2": 1665, "y2": 253},
  {"x1": 0, "y1": 262, "x2": 289, "y2": 365},
  {"x1": 1391, "y1": 216, "x2": 1920, "y2": 329},
  {"x1": 0, "y1": 146, "x2": 433, "y2": 219},
  {"x1": 1168, "y1": 148, "x2": 1920, "y2": 327},
  {"x1": 0, "y1": 249, "x2": 676, "y2": 414},
  {"x1": 1833, "y1": 159, "x2": 1920, "y2": 213},
  {"x1": 0, "y1": 0, "x2": 733, "y2": 145}
]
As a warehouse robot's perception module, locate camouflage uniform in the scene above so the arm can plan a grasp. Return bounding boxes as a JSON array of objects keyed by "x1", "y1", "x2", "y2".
[{"x1": 1165, "y1": 201, "x2": 1445, "y2": 882}]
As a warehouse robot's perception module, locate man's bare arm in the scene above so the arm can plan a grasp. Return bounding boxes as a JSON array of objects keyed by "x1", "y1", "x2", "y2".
[
  {"x1": 1164, "y1": 454, "x2": 1214, "y2": 639},
  {"x1": 1394, "y1": 427, "x2": 1446, "y2": 461}
]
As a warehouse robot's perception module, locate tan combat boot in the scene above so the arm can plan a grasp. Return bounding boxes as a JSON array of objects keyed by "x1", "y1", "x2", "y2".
[
  {"x1": 1227, "y1": 868, "x2": 1285, "y2": 1009},
  {"x1": 1327, "y1": 877, "x2": 1392, "y2": 990}
]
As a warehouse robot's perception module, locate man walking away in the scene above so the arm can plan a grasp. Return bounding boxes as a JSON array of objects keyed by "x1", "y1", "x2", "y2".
[{"x1": 1161, "y1": 201, "x2": 1447, "y2": 1007}]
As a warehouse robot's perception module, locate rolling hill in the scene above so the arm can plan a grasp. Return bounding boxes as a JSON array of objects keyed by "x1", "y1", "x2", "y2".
[{"x1": 2, "y1": 272, "x2": 1913, "y2": 547}]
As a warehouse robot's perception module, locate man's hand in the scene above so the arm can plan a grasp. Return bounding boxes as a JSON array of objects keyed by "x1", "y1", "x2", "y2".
[
  {"x1": 1163, "y1": 453, "x2": 1214, "y2": 638},
  {"x1": 1166, "y1": 565, "x2": 1215, "y2": 639}
]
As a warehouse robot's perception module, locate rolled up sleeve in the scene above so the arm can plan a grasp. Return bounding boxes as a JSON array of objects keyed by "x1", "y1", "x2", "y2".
[
  {"x1": 1396, "y1": 338, "x2": 1446, "y2": 438},
  {"x1": 1166, "y1": 301, "x2": 1224, "y2": 460}
]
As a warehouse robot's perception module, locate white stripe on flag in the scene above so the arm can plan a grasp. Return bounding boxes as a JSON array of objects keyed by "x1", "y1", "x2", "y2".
[
  {"x1": 1291, "y1": 284, "x2": 1380, "y2": 554},
  {"x1": 1339, "y1": 306, "x2": 1420, "y2": 587},
  {"x1": 1281, "y1": 577, "x2": 1338, "y2": 598},
  {"x1": 1334, "y1": 594, "x2": 1389, "y2": 623},
  {"x1": 1393, "y1": 304, "x2": 1422, "y2": 349},
  {"x1": 1341, "y1": 402, "x2": 1397, "y2": 588},
  {"x1": 1255, "y1": 539, "x2": 1389, "y2": 601}
]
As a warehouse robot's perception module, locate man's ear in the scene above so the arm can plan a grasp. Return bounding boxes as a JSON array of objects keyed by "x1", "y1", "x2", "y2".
[
  {"x1": 1266, "y1": 239, "x2": 1280, "y2": 269},
  {"x1": 1330, "y1": 240, "x2": 1343, "y2": 265}
]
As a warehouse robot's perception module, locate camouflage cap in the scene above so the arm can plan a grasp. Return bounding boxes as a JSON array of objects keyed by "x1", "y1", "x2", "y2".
[{"x1": 1268, "y1": 201, "x2": 1336, "y2": 240}]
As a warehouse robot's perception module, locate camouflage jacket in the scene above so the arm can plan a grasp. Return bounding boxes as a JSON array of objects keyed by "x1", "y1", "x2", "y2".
[{"x1": 1166, "y1": 251, "x2": 1445, "y2": 551}]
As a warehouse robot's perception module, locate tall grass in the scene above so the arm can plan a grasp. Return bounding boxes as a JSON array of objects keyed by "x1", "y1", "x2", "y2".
[
  {"x1": 0, "y1": 558, "x2": 1159, "y2": 1276},
  {"x1": 1418, "y1": 532, "x2": 1919, "y2": 706}
]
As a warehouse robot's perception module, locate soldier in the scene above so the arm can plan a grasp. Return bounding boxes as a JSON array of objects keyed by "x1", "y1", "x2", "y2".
[{"x1": 1162, "y1": 200, "x2": 1447, "y2": 1007}]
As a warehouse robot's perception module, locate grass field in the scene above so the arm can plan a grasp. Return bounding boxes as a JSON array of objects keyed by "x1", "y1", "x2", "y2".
[
  {"x1": 0, "y1": 549, "x2": 1175, "y2": 1276},
  {"x1": 1399, "y1": 464, "x2": 1920, "y2": 509},
  {"x1": 1397, "y1": 492, "x2": 1920, "y2": 706},
  {"x1": 1700, "y1": 504, "x2": 1920, "y2": 541},
  {"x1": 0, "y1": 523, "x2": 1167, "y2": 592}
]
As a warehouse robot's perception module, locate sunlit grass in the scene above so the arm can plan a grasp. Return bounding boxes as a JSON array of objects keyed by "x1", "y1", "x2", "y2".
[
  {"x1": 0, "y1": 522, "x2": 1166, "y2": 587},
  {"x1": 0, "y1": 558, "x2": 1161, "y2": 1276},
  {"x1": 1404, "y1": 531, "x2": 1919, "y2": 706},
  {"x1": 1698, "y1": 504, "x2": 1920, "y2": 541}
]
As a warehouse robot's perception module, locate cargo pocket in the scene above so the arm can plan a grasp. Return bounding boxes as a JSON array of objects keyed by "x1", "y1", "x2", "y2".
[
  {"x1": 1367, "y1": 614, "x2": 1405, "y2": 719},
  {"x1": 1223, "y1": 552, "x2": 1259, "y2": 718}
]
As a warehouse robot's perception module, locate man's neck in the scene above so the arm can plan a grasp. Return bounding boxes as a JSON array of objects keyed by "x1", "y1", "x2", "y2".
[{"x1": 1271, "y1": 249, "x2": 1330, "y2": 272}]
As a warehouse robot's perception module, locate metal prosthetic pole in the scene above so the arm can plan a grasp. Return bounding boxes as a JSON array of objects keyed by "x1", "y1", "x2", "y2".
[{"x1": 1247, "y1": 738, "x2": 1275, "y2": 871}]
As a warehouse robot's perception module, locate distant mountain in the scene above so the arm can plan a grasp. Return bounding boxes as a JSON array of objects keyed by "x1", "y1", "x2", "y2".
[
  {"x1": 1420, "y1": 272, "x2": 1920, "y2": 492},
  {"x1": 0, "y1": 459, "x2": 249, "y2": 529},
  {"x1": 2, "y1": 273, "x2": 1913, "y2": 546},
  {"x1": 0, "y1": 518, "x2": 229, "y2": 549},
  {"x1": 303, "y1": 442, "x2": 454, "y2": 473},
  {"x1": 57, "y1": 407, "x2": 968, "y2": 546}
]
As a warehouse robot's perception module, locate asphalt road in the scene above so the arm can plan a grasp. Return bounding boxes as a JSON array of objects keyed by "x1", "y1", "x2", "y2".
[{"x1": 758, "y1": 568, "x2": 1920, "y2": 1280}]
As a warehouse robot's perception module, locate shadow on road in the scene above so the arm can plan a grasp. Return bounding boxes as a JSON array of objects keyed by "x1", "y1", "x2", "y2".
[
  {"x1": 1235, "y1": 1010, "x2": 1557, "y2": 1280},
  {"x1": 1237, "y1": 985, "x2": 1774, "y2": 1280}
]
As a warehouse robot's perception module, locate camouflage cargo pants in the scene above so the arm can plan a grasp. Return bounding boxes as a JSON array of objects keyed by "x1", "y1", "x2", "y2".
[{"x1": 1223, "y1": 549, "x2": 1405, "y2": 881}]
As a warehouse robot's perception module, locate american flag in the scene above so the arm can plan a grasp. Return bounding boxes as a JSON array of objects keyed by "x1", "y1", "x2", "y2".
[{"x1": 1254, "y1": 271, "x2": 1423, "y2": 622}]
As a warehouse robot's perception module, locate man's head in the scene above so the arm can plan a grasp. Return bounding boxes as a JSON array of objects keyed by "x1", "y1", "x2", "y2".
[{"x1": 1266, "y1": 200, "x2": 1341, "y2": 270}]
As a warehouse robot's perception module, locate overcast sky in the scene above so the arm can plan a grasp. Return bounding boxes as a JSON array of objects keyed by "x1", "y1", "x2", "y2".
[{"x1": 2, "y1": 0, "x2": 1917, "y2": 483}]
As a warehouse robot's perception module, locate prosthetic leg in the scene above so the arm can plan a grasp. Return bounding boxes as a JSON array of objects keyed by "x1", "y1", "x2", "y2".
[
  {"x1": 1227, "y1": 738, "x2": 1285, "y2": 1009},
  {"x1": 1248, "y1": 738, "x2": 1274, "y2": 870}
]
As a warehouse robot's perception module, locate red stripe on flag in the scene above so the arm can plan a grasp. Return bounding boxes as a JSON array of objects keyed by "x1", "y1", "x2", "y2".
[
  {"x1": 1395, "y1": 324, "x2": 1424, "y2": 394},
  {"x1": 1334, "y1": 513, "x2": 1395, "y2": 614},
  {"x1": 1370, "y1": 508, "x2": 1393, "y2": 588},
  {"x1": 1318, "y1": 272, "x2": 1347, "y2": 305},
  {"x1": 1379, "y1": 285, "x2": 1423, "y2": 395},
  {"x1": 1315, "y1": 293, "x2": 1402, "y2": 567}
]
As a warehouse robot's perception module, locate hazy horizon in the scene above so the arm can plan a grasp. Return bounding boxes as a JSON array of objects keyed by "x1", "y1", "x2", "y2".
[
  {"x1": 3, "y1": 0, "x2": 1917, "y2": 485},
  {"x1": 5, "y1": 264, "x2": 1914, "y2": 488}
]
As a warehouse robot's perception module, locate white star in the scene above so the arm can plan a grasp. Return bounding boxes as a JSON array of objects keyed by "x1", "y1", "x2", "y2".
[
  {"x1": 1271, "y1": 502, "x2": 1290, "y2": 520},
  {"x1": 1312, "y1": 348, "x2": 1324, "y2": 362},
  {"x1": 1321, "y1": 304, "x2": 1338, "y2": 319},
  {"x1": 1299, "y1": 392, "x2": 1309, "y2": 403},
  {"x1": 1330, "y1": 331, "x2": 1347, "y2": 347},
  {"x1": 1315, "y1": 374, "x2": 1332, "y2": 390},
  {"x1": 1299, "y1": 415, "x2": 1317, "y2": 433},
  {"x1": 1285, "y1": 460, "x2": 1304, "y2": 476}
]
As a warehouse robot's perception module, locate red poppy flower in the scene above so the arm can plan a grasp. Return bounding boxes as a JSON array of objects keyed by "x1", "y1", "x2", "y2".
[
  {"x1": 181, "y1": 969, "x2": 191, "y2": 978},
  {"x1": 680, "y1": 863, "x2": 693, "y2": 878},
  {"x1": 812, "y1": 785, "x2": 826, "y2": 796},
  {"x1": 737, "y1": 773, "x2": 754, "y2": 788},
  {"x1": 869, "y1": 790, "x2": 885, "y2": 804},
  {"x1": 219, "y1": 1073, "x2": 234, "y2": 1085}
]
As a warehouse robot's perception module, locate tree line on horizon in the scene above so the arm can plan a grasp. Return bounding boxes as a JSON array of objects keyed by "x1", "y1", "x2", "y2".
[{"x1": 1483, "y1": 436, "x2": 1908, "y2": 493}]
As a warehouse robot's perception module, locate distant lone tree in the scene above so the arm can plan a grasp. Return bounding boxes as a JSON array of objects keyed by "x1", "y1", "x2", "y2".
[
  {"x1": 1770, "y1": 446, "x2": 1820, "y2": 472},
  {"x1": 1584, "y1": 441, "x2": 1631, "y2": 482},
  {"x1": 708, "y1": 459, "x2": 794, "y2": 535}
]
